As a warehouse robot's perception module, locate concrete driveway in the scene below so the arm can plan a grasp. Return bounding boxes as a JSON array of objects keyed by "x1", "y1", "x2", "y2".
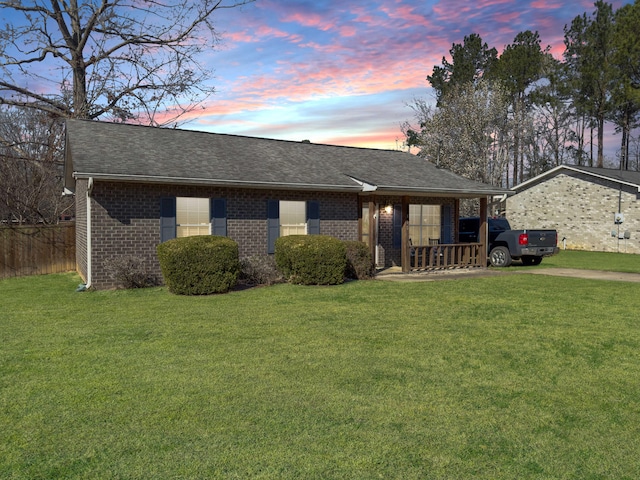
[
  {"x1": 526, "y1": 268, "x2": 640, "y2": 283},
  {"x1": 376, "y1": 267, "x2": 640, "y2": 283}
]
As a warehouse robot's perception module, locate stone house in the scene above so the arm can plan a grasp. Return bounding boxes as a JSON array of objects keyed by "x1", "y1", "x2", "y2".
[
  {"x1": 507, "y1": 165, "x2": 640, "y2": 254},
  {"x1": 64, "y1": 120, "x2": 508, "y2": 289}
]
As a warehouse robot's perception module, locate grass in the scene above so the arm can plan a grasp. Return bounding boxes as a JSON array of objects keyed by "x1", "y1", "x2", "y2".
[
  {"x1": 2, "y1": 270, "x2": 640, "y2": 478},
  {"x1": 510, "y1": 249, "x2": 640, "y2": 273}
]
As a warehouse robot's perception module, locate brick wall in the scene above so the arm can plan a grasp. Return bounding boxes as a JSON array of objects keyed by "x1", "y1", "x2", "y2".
[
  {"x1": 86, "y1": 181, "x2": 359, "y2": 289},
  {"x1": 79, "y1": 180, "x2": 466, "y2": 288},
  {"x1": 506, "y1": 171, "x2": 640, "y2": 254}
]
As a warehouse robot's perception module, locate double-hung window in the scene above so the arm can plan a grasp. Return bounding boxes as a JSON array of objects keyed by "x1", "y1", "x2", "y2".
[
  {"x1": 391, "y1": 203, "x2": 453, "y2": 248},
  {"x1": 160, "y1": 197, "x2": 227, "y2": 242},
  {"x1": 267, "y1": 199, "x2": 320, "y2": 253},
  {"x1": 409, "y1": 204, "x2": 441, "y2": 245},
  {"x1": 279, "y1": 200, "x2": 307, "y2": 236},
  {"x1": 177, "y1": 197, "x2": 210, "y2": 237}
]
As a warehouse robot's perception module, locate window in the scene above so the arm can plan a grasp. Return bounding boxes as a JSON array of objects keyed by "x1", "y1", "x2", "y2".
[
  {"x1": 176, "y1": 197, "x2": 210, "y2": 237},
  {"x1": 409, "y1": 204, "x2": 441, "y2": 245},
  {"x1": 361, "y1": 204, "x2": 370, "y2": 246},
  {"x1": 280, "y1": 200, "x2": 307, "y2": 236},
  {"x1": 267, "y1": 199, "x2": 320, "y2": 254},
  {"x1": 160, "y1": 197, "x2": 226, "y2": 242}
]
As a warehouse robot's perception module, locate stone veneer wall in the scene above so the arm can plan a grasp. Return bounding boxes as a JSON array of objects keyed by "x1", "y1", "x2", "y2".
[
  {"x1": 85, "y1": 181, "x2": 359, "y2": 289},
  {"x1": 506, "y1": 172, "x2": 640, "y2": 254}
]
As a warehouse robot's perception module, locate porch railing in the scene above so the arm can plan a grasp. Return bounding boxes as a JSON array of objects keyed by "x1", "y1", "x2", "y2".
[{"x1": 408, "y1": 243, "x2": 483, "y2": 271}]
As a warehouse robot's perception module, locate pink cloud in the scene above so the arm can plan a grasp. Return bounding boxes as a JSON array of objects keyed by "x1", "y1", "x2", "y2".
[
  {"x1": 339, "y1": 25, "x2": 358, "y2": 37},
  {"x1": 223, "y1": 30, "x2": 256, "y2": 43},
  {"x1": 531, "y1": 0, "x2": 563, "y2": 7},
  {"x1": 379, "y1": 3, "x2": 437, "y2": 30},
  {"x1": 297, "y1": 41, "x2": 344, "y2": 54},
  {"x1": 254, "y1": 24, "x2": 303, "y2": 43},
  {"x1": 350, "y1": 8, "x2": 377, "y2": 26},
  {"x1": 152, "y1": 0, "x2": 630, "y2": 151},
  {"x1": 280, "y1": 11, "x2": 334, "y2": 32},
  {"x1": 320, "y1": 126, "x2": 410, "y2": 150},
  {"x1": 432, "y1": 2, "x2": 474, "y2": 22},
  {"x1": 493, "y1": 11, "x2": 520, "y2": 24}
]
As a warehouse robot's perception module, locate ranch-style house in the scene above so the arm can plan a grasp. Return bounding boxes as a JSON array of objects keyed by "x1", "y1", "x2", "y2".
[{"x1": 64, "y1": 120, "x2": 509, "y2": 289}]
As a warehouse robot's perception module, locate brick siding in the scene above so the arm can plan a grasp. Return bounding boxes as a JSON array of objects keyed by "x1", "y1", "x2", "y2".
[
  {"x1": 83, "y1": 181, "x2": 359, "y2": 289},
  {"x1": 78, "y1": 181, "x2": 463, "y2": 289},
  {"x1": 506, "y1": 172, "x2": 640, "y2": 254}
]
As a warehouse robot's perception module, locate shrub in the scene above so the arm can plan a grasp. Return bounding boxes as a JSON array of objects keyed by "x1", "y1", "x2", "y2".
[
  {"x1": 275, "y1": 235, "x2": 347, "y2": 285},
  {"x1": 239, "y1": 255, "x2": 284, "y2": 286},
  {"x1": 343, "y1": 241, "x2": 374, "y2": 280},
  {"x1": 103, "y1": 256, "x2": 158, "y2": 289},
  {"x1": 156, "y1": 235, "x2": 240, "y2": 295}
]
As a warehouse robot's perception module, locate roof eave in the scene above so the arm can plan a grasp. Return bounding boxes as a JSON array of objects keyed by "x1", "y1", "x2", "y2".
[
  {"x1": 511, "y1": 165, "x2": 565, "y2": 192},
  {"x1": 375, "y1": 185, "x2": 512, "y2": 198},
  {"x1": 73, "y1": 173, "x2": 510, "y2": 197},
  {"x1": 512, "y1": 165, "x2": 640, "y2": 193},
  {"x1": 73, "y1": 172, "x2": 364, "y2": 192}
]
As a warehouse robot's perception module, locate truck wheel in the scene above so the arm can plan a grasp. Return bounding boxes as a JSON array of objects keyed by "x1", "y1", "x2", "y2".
[
  {"x1": 489, "y1": 246, "x2": 512, "y2": 267},
  {"x1": 521, "y1": 256, "x2": 542, "y2": 266}
]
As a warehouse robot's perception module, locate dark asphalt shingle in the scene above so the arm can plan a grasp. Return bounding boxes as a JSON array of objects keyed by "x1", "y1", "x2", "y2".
[{"x1": 65, "y1": 119, "x2": 508, "y2": 196}]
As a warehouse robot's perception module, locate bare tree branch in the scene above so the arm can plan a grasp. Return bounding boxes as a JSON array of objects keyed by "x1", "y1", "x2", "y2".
[
  {"x1": 0, "y1": 0, "x2": 254, "y2": 124},
  {"x1": 0, "y1": 107, "x2": 72, "y2": 224}
]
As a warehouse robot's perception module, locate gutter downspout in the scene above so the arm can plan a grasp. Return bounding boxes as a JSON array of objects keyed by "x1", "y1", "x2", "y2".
[{"x1": 86, "y1": 177, "x2": 94, "y2": 289}]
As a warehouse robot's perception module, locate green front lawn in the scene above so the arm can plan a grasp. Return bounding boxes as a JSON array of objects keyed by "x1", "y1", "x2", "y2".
[
  {"x1": 509, "y1": 249, "x2": 640, "y2": 273},
  {"x1": 2, "y1": 272, "x2": 640, "y2": 478}
]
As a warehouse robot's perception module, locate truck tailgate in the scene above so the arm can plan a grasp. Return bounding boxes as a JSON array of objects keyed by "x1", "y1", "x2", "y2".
[{"x1": 525, "y1": 230, "x2": 557, "y2": 247}]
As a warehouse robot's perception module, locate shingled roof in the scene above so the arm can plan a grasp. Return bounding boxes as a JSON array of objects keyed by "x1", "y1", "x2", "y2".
[{"x1": 65, "y1": 119, "x2": 508, "y2": 197}]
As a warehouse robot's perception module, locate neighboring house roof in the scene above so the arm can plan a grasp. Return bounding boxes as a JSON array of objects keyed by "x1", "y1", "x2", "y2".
[
  {"x1": 512, "y1": 165, "x2": 640, "y2": 193},
  {"x1": 65, "y1": 119, "x2": 508, "y2": 197}
]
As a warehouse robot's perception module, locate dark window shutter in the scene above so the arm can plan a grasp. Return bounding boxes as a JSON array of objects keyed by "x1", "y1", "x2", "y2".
[
  {"x1": 267, "y1": 199, "x2": 279, "y2": 254},
  {"x1": 393, "y1": 204, "x2": 402, "y2": 249},
  {"x1": 307, "y1": 201, "x2": 320, "y2": 235},
  {"x1": 441, "y1": 204, "x2": 453, "y2": 244},
  {"x1": 211, "y1": 198, "x2": 227, "y2": 236},
  {"x1": 160, "y1": 197, "x2": 176, "y2": 242}
]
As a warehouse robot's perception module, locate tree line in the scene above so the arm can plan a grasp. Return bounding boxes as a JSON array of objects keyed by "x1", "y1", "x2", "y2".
[{"x1": 403, "y1": 1, "x2": 640, "y2": 188}]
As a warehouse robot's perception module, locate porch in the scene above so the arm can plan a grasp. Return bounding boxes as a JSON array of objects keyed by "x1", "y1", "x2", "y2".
[{"x1": 360, "y1": 195, "x2": 489, "y2": 273}]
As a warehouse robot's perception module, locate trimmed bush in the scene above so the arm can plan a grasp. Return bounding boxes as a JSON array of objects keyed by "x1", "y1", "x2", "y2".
[
  {"x1": 343, "y1": 241, "x2": 374, "y2": 280},
  {"x1": 239, "y1": 255, "x2": 284, "y2": 287},
  {"x1": 275, "y1": 235, "x2": 347, "y2": 285},
  {"x1": 156, "y1": 235, "x2": 240, "y2": 295}
]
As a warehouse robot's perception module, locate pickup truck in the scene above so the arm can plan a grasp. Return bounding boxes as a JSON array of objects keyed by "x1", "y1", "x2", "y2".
[{"x1": 458, "y1": 217, "x2": 559, "y2": 267}]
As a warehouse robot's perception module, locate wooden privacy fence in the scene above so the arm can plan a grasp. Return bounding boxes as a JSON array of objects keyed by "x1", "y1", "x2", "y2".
[{"x1": 0, "y1": 224, "x2": 76, "y2": 279}]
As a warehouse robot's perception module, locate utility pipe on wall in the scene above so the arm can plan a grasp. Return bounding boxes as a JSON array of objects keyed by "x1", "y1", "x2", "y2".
[{"x1": 86, "y1": 177, "x2": 94, "y2": 289}]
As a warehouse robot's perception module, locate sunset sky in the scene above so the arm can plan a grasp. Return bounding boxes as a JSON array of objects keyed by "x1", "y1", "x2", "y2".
[
  {"x1": 0, "y1": 0, "x2": 632, "y2": 154},
  {"x1": 186, "y1": 0, "x2": 631, "y2": 152}
]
